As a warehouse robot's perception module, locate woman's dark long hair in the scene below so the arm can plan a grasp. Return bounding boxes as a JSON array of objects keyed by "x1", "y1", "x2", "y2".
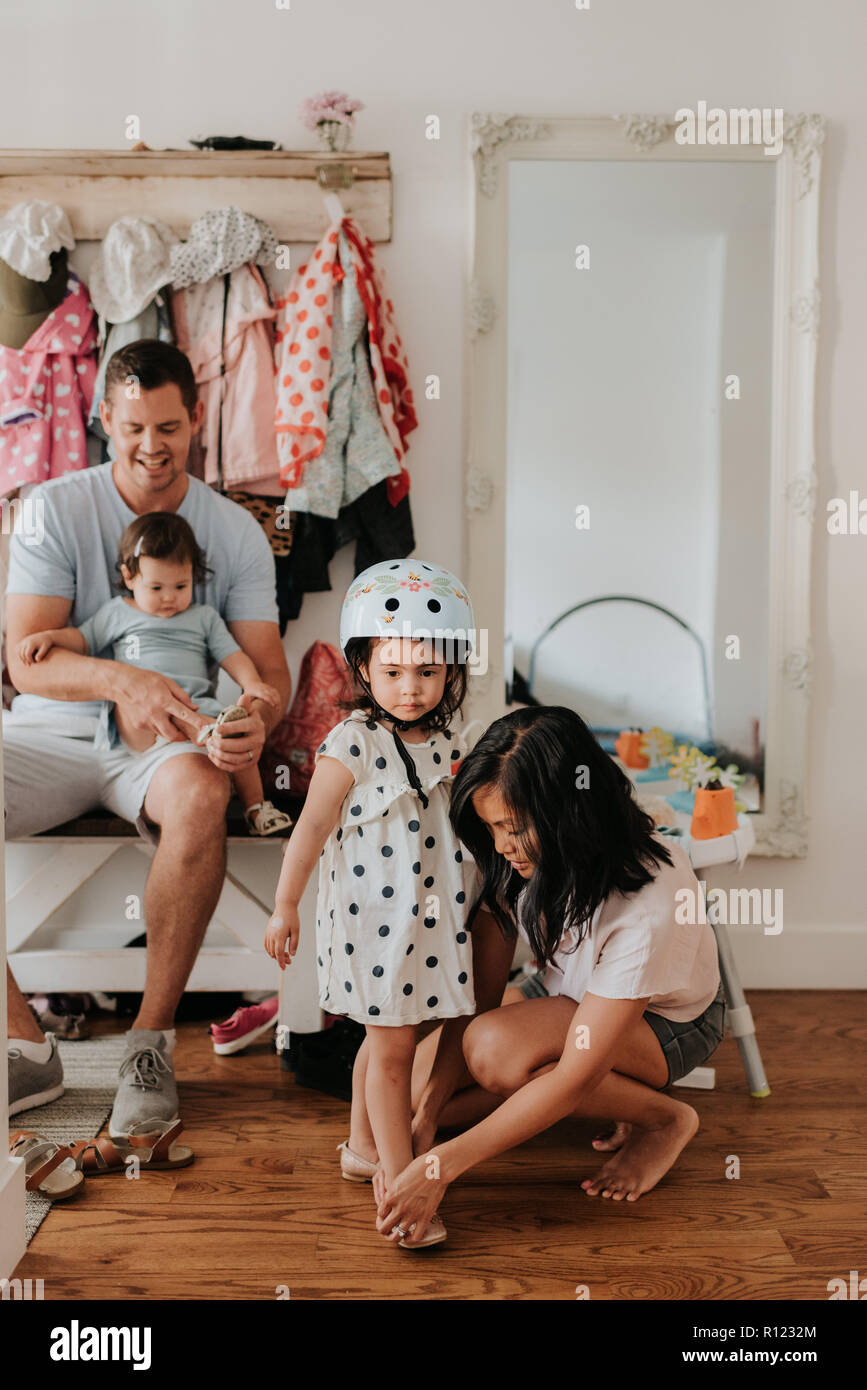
[{"x1": 449, "y1": 706, "x2": 673, "y2": 965}]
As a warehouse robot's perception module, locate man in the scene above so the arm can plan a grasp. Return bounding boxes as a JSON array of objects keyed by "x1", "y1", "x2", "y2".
[{"x1": 4, "y1": 339, "x2": 290, "y2": 1137}]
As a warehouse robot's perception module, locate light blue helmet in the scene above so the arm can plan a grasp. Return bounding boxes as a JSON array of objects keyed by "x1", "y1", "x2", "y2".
[{"x1": 339, "y1": 558, "x2": 475, "y2": 660}]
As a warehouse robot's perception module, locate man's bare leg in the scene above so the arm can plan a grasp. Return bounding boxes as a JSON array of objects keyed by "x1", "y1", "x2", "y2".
[
  {"x1": 133, "y1": 753, "x2": 231, "y2": 1029},
  {"x1": 6, "y1": 964, "x2": 44, "y2": 1044}
]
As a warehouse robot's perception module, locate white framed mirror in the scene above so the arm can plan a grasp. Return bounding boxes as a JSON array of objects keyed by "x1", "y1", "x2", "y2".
[{"x1": 464, "y1": 112, "x2": 823, "y2": 857}]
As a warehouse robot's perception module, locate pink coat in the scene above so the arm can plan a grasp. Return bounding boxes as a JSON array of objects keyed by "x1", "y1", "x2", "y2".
[
  {"x1": 172, "y1": 265, "x2": 279, "y2": 488},
  {"x1": 0, "y1": 272, "x2": 97, "y2": 497}
]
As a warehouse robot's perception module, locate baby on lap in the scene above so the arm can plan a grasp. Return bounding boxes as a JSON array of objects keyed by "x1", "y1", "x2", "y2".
[{"x1": 17, "y1": 512, "x2": 292, "y2": 836}]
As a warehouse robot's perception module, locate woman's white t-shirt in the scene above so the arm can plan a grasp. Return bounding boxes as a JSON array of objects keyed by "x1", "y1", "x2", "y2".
[{"x1": 517, "y1": 836, "x2": 720, "y2": 1022}]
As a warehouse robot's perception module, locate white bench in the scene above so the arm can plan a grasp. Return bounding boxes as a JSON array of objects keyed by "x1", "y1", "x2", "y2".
[{"x1": 6, "y1": 807, "x2": 323, "y2": 1039}]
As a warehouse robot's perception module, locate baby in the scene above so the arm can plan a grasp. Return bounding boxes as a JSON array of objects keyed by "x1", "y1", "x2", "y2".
[{"x1": 18, "y1": 511, "x2": 292, "y2": 836}]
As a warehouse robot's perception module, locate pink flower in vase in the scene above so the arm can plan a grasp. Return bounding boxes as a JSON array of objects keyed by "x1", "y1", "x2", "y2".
[{"x1": 300, "y1": 92, "x2": 365, "y2": 151}]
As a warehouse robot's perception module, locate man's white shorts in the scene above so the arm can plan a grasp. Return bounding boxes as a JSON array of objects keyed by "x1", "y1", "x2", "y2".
[{"x1": 1, "y1": 709, "x2": 212, "y2": 844}]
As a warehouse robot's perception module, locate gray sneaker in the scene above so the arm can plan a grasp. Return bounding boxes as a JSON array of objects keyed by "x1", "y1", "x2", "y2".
[
  {"x1": 108, "y1": 1030, "x2": 179, "y2": 1139},
  {"x1": 8, "y1": 1032, "x2": 64, "y2": 1116}
]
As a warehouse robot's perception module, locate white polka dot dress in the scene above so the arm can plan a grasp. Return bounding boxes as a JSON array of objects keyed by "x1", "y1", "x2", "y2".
[{"x1": 314, "y1": 711, "x2": 480, "y2": 1027}]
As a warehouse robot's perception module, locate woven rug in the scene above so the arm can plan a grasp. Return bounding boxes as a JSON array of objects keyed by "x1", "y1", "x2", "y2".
[{"x1": 10, "y1": 1035, "x2": 127, "y2": 1244}]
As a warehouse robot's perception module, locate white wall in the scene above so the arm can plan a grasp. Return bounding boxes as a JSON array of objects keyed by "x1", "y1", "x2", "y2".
[{"x1": 2, "y1": 0, "x2": 865, "y2": 985}]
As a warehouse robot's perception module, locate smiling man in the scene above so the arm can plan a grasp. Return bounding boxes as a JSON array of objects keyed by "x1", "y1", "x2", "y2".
[{"x1": 4, "y1": 339, "x2": 291, "y2": 1136}]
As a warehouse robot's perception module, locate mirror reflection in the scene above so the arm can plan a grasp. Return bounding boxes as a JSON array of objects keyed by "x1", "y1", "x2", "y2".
[{"x1": 505, "y1": 158, "x2": 777, "y2": 811}]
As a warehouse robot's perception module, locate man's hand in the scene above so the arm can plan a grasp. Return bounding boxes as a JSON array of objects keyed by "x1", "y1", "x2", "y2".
[
  {"x1": 112, "y1": 668, "x2": 200, "y2": 744},
  {"x1": 204, "y1": 692, "x2": 267, "y2": 772}
]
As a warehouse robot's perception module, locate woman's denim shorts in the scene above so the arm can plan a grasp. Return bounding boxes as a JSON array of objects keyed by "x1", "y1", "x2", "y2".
[{"x1": 517, "y1": 974, "x2": 726, "y2": 1088}]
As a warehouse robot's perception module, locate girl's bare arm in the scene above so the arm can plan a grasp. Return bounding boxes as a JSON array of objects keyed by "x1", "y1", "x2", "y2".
[{"x1": 274, "y1": 755, "x2": 355, "y2": 908}]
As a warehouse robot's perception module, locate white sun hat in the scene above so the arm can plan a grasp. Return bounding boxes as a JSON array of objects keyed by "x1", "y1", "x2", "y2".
[
  {"x1": 0, "y1": 200, "x2": 75, "y2": 282},
  {"x1": 89, "y1": 216, "x2": 179, "y2": 324},
  {"x1": 170, "y1": 206, "x2": 278, "y2": 290}
]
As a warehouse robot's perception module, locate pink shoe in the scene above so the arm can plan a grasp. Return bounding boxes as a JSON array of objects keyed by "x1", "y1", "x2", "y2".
[{"x1": 209, "y1": 997, "x2": 279, "y2": 1055}]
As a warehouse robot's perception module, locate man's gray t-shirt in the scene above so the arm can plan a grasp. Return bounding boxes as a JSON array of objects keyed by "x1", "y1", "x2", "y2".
[{"x1": 6, "y1": 462, "x2": 278, "y2": 721}]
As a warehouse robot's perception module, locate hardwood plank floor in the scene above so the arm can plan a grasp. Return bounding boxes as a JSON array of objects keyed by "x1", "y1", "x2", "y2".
[{"x1": 14, "y1": 990, "x2": 867, "y2": 1301}]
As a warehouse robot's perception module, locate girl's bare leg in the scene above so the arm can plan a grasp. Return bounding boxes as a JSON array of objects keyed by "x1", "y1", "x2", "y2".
[
  {"x1": 348, "y1": 1039, "x2": 378, "y2": 1163},
  {"x1": 364, "y1": 1024, "x2": 417, "y2": 1187}
]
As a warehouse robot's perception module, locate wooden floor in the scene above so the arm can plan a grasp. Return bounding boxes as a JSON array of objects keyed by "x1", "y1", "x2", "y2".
[{"x1": 15, "y1": 990, "x2": 867, "y2": 1301}]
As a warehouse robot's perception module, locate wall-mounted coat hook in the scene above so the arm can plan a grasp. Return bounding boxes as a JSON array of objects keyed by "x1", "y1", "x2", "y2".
[{"x1": 316, "y1": 162, "x2": 356, "y2": 191}]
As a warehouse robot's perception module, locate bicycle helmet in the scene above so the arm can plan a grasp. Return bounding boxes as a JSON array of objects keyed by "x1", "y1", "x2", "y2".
[{"x1": 339, "y1": 559, "x2": 476, "y2": 802}]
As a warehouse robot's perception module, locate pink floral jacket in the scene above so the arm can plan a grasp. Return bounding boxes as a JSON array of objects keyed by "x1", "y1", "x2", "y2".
[{"x1": 0, "y1": 272, "x2": 97, "y2": 497}]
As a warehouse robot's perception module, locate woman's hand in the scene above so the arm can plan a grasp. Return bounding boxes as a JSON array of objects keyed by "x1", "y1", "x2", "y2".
[
  {"x1": 375, "y1": 1151, "x2": 449, "y2": 1246},
  {"x1": 264, "y1": 903, "x2": 300, "y2": 968}
]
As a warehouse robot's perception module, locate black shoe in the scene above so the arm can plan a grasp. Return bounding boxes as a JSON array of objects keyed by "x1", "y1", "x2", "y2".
[{"x1": 283, "y1": 1019, "x2": 365, "y2": 1101}]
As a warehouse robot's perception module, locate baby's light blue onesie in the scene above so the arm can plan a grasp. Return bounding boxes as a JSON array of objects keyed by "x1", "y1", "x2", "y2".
[{"x1": 77, "y1": 596, "x2": 241, "y2": 750}]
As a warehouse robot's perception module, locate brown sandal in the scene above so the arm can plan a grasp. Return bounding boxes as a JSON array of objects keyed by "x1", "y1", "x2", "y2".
[
  {"x1": 9, "y1": 1130, "x2": 84, "y2": 1200},
  {"x1": 67, "y1": 1132, "x2": 136, "y2": 1176},
  {"x1": 68, "y1": 1119, "x2": 194, "y2": 1174}
]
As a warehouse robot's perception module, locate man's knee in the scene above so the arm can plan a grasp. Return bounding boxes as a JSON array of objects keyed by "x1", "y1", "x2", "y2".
[
  {"x1": 145, "y1": 755, "x2": 231, "y2": 832},
  {"x1": 463, "y1": 1013, "x2": 520, "y2": 1095}
]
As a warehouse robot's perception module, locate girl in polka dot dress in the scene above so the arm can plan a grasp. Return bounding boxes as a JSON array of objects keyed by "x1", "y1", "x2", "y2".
[{"x1": 265, "y1": 559, "x2": 481, "y2": 1249}]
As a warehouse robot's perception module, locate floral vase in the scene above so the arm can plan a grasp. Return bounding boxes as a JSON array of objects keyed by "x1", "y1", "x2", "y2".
[{"x1": 316, "y1": 122, "x2": 353, "y2": 153}]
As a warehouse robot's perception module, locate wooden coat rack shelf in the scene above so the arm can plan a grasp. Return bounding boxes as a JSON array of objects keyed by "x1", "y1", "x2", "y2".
[{"x1": 0, "y1": 149, "x2": 393, "y2": 241}]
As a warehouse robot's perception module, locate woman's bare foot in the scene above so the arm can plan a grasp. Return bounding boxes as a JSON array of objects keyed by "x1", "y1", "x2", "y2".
[
  {"x1": 592, "y1": 1120, "x2": 632, "y2": 1151},
  {"x1": 581, "y1": 1104, "x2": 699, "y2": 1200}
]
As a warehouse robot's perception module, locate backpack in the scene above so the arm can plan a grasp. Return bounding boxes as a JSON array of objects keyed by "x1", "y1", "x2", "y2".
[{"x1": 262, "y1": 641, "x2": 350, "y2": 798}]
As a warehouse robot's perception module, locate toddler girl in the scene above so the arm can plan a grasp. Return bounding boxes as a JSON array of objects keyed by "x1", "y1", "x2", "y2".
[
  {"x1": 264, "y1": 559, "x2": 481, "y2": 1248},
  {"x1": 17, "y1": 511, "x2": 292, "y2": 836}
]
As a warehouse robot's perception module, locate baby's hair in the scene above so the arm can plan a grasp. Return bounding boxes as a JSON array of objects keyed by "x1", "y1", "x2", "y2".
[
  {"x1": 115, "y1": 512, "x2": 213, "y2": 591},
  {"x1": 340, "y1": 635, "x2": 468, "y2": 734}
]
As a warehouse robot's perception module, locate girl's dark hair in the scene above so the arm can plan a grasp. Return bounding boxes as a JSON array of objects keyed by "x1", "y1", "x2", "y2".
[
  {"x1": 340, "y1": 635, "x2": 468, "y2": 734},
  {"x1": 115, "y1": 512, "x2": 213, "y2": 591},
  {"x1": 449, "y1": 705, "x2": 673, "y2": 965}
]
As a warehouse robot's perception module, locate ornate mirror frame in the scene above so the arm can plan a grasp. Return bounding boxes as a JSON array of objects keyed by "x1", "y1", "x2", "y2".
[{"x1": 464, "y1": 112, "x2": 824, "y2": 857}]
